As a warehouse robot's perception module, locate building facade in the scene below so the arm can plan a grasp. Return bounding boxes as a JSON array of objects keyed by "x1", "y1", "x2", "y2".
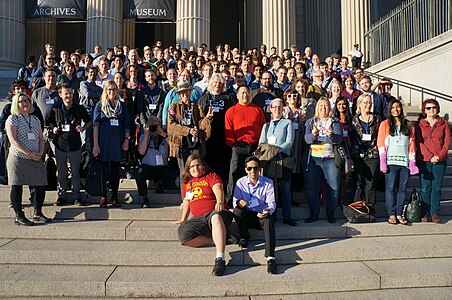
[{"x1": 0, "y1": 0, "x2": 401, "y2": 70}]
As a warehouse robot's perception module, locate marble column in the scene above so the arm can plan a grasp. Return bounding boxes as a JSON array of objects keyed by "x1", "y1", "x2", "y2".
[
  {"x1": 0, "y1": 0, "x2": 25, "y2": 69},
  {"x1": 341, "y1": 0, "x2": 370, "y2": 62},
  {"x1": 245, "y1": 0, "x2": 263, "y2": 50},
  {"x1": 262, "y1": 0, "x2": 296, "y2": 56},
  {"x1": 176, "y1": 0, "x2": 210, "y2": 49},
  {"x1": 86, "y1": 0, "x2": 122, "y2": 53},
  {"x1": 122, "y1": 19, "x2": 135, "y2": 49}
]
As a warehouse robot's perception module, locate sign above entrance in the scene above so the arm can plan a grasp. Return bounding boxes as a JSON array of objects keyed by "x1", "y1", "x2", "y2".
[
  {"x1": 124, "y1": 0, "x2": 176, "y2": 20},
  {"x1": 26, "y1": 0, "x2": 86, "y2": 19}
]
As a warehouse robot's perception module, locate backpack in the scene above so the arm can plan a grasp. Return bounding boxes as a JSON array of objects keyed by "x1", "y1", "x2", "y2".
[
  {"x1": 45, "y1": 157, "x2": 58, "y2": 191},
  {"x1": 342, "y1": 201, "x2": 376, "y2": 223},
  {"x1": 84, "y1": 157, "x2": 104, "y2": 196}
]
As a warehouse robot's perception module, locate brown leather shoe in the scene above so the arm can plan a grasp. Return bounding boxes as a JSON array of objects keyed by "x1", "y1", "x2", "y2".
[
  {"x1": 432, "y1": 214, "x2": 441, "y2": 224},
  {"x1": 421, "y1": 215, "x2": 431, "y2": 222}
]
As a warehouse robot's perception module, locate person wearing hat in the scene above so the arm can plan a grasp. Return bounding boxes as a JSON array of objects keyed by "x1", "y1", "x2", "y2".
[
  {"x1": 167, "y1": 80, "x2": 213, "y2": 184},
  {"x1": 348, "y1": 44, "x2": 363, "y2": 69},
  {"x1": 378, "y1": 77, "x2": 397, "y2": 104}
]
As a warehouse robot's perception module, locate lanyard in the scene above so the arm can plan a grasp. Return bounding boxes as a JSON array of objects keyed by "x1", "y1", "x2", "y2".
[
  {"x1": 20, "y1": 114, "x2": 32, "y2": 131},
  {"x1": 247, "y1": 180, "x2": 259, "y2": 201},
  {"x1": 189, "y1": 177, "x2": 201, "y2": 192},
  {"x1": 61, "y1": 104, "x2": 70, "y2": 124},
  {"x1": 271, "y1": 119, "x2": 281, "y2": 135}
]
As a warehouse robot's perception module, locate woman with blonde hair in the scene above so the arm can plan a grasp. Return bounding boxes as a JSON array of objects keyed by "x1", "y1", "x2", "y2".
[
  {"x1": 304, "y1": 97, "x2": 343, "y2": 223},
  {"x1": 92, "y1": 81, "x2": 130, "y2": 207},
  {"x1": 6, "y1": 93, "x2": 51, "y2": 225}
]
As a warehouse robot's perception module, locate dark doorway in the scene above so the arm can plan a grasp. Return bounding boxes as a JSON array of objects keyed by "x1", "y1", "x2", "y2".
[
  {"x1": 210, "y1": 0, "x2": 244, "y2": 51},
  {"x1": 56, "y1": 21, "x2": 86, "y2": 53},
  {"x1": 135, "y1": 22, "x2": 176, "y2": 49}
]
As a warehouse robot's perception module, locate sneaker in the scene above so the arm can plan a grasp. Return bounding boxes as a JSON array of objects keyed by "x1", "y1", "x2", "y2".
[
  {"x1": 212, "y1": 258, "x2": 226, "y2": 276},
  {"x1": 267, "y1": 259, "x2": 277, "y2": 274},
  {"x1": 54, "y1": 197, "x2": 65, "y2": 206}
]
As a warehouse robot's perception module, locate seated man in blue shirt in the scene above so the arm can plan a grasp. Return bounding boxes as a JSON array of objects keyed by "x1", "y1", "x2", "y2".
[
  {"x1": 233, "y1": 156, "x2": 277, "y2": 274},
  {"x1": 135, "y1": 116, "x2": 173, "y2": 208}
]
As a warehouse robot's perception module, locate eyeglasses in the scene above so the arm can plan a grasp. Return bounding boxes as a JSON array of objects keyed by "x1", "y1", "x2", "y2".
[
  {"x1": 246, "y1": 166, "x2": 259, "y2": 171},
  {"x1": 46, "y1": 57, "x2": 55, "y2": 60},
  {"x1": 287, "y1": 94, "x2": 298, "y2": 98},
  {"x1": 425, "y1": 106, "x2": 438, "y2": 110},
  {"x1": 271, "y1": 106, "x2": 283, "y2": 110},
  {"x1": 18, "y1": 100, "x2": 30, "y2": 104}
]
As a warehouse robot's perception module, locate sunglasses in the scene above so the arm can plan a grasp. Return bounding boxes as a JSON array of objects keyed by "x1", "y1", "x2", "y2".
[
  {"x1": 287, "y1": 94, "x2": 298, "y2": 98},
  {"x1": 425, "y1": 106, "x2": 438, "y2": 110},
  {"x1": 246, "y1": 166, "x2": 259, "y2": 171}
]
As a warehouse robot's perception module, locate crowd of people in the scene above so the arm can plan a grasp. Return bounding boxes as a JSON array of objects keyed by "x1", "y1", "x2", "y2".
[{"x1": 0, "y1": 41, "x2": 450, "y2": 276}]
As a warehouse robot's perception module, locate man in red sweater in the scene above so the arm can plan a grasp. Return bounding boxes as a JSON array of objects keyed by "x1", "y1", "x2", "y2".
[{"x1": 225, "y1": 85, "x2": 266, "y2": 205}]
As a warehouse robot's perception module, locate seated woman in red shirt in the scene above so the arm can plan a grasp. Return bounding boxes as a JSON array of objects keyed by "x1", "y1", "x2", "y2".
[{"x1": 173, "y1": 154, "x2": 233, "y2": 276}]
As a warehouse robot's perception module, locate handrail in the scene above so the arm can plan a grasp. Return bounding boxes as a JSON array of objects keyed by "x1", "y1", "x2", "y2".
[
  {"x1": 364, "y1": 0, "x2": 451, "y2": 66},
  {"x1": 363, "y1": 69, "x2": 452, "y2": 106}
]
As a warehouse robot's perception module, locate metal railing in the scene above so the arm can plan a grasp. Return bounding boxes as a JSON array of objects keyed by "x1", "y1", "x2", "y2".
[
  {"x1": 364, "y1": 0, "x2": 451, "y2": 66},
  {"x1": 364, "y1": 70, "x2": 452, "y2": 120}
]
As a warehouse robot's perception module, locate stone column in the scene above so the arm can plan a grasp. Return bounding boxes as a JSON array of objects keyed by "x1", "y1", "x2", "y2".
[
  {"x1": 122, "y1": 19, "x2": 135, "y2": 49},
  {"x1": 0, "y1": 0, "x2": 25, "y2": 69},
  {"x1": 86, "y1": 0, "x2": 122, "y2": 53},
  {"x1": 262, "y1": 0, "x2": 296, "y2": 56},
  {"x1": 341, "y1": 0, "x2": 370, "y2": 62},
  {"x1": 176, "y1": 0, "x2": 210, "y2": 49},
  {"x1": 245, "y1": 0, "x2": 263, "y2": 50}
]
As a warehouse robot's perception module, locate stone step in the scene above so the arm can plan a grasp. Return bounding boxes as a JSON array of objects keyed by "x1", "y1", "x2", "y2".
[
  {"x1": 1, "y1": 200, "x2": 452, "y2": 221},
  {"x1": 1, "y1": 234, "x2": 451, "y2": 267},
  {"x1": 1, "y1": 257, "x2": 451, "y2": 298},
  {"x1": 1, "y1": 217, "x2": 451, "y2": 241}
]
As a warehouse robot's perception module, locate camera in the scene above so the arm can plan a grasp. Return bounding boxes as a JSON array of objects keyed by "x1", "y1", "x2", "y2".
[{"x1": 149, "y1": 125, "x2": 158, "y2": 132}]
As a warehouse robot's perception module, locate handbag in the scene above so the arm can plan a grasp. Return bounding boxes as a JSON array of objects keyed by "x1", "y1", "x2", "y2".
[
  {"x1": 403, "y1": 188, "x2": 422, "y2": 222},
  {"x1": 342, "y1": 201, "x2": 376, "y2": 223},
  {"x1": 334, "y1": 141, "x2": 355, "y2": 174},
  {"x1": 84, "y1": 157, "x2": 104, "y2": 196}
]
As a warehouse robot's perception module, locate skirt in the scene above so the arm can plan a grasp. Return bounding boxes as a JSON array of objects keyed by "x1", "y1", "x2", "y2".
[{"x1": 7, "y1": 154, "x2": 47, "y2": 186}]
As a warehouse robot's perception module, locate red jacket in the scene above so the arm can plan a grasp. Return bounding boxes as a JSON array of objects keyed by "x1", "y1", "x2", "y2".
[
  {"x1": 224, "y1": 103, "x2": 266, "y2": 147},
  {"x1": 415, "y1": 117, "x2": 451, "y2": 162}
]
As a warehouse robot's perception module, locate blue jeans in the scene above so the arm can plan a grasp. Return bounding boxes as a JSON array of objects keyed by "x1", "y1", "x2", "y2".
[
  {"x1": 385, "y1": 165, "x2": 409, "y2": 216},
  {"x1": 305, "y1": 157, "x2": 339, "y2": 214},
  {"x1": 418, "y1": 161, "x2": 446, "y2": 216}
]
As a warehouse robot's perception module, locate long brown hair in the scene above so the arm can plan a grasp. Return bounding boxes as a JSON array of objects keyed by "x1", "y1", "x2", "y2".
[{"x1": 181, "y1": 154, "x2": 212, "y2": 183}]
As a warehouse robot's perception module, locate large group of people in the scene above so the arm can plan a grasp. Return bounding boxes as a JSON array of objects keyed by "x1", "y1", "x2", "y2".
[{"x1": 0, "y1": 41, "x2": 450, "y2": 276}]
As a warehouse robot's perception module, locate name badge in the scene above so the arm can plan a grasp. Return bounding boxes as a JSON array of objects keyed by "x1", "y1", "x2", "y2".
[
  {"x1": 264, "y1": 99, "x2": 272, "y2": 106},
  {"x1": 293, "y1": 123, "x2": 299, "y2": 130},
  {"x1": 362, "y1": 134, "x2": 372, "y2": 141},
  {"x1": 248, "y1": 198, "x2": 259, "y2": 208},
  {"x1": 110, "y1": 119, "x2": 119, "y2": 126},
  {"x1": 27, "y1": 132, "x2": 36, "y2": 140},
  {"x1": 318, "y1": 134, "x2": 327, "y2": 142},
  {"x1": 185, "y1": 192, "x2": 194, "y2": 200},
  {"x1": 62, "y1": 124, "x2": 70, "y2": 132},
  {"x1": 343, "y1": 130, "x2": 348, "y2": 137},
  {"x1": 268, "y1": 135, "x2": 277, "y2": 145},
  {"x1": 213, "y1": 107, "x2": 220, "y2": 113},
  {"x1": 155, "y1": 155, "x2": 164, "y2": 166},
  {"x1": 395, "y1": 139, "x2": 405, "y2": 147},
  {"x1": 149, "y1": 104, "x2": 157, "y2": 110},
  {"x1": 46, "y1": 98, "x2": 54, "y2": 105}
]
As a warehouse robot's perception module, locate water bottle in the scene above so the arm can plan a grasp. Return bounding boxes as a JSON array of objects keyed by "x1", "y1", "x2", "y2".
[{"x1": 191, "y1": 126, "x2": 198, "y2": 143}]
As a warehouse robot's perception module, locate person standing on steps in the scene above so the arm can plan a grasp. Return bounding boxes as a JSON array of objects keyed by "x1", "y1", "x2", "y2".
[{"x1": 6, "y1": 93, "x2": 52, "y2": 226}]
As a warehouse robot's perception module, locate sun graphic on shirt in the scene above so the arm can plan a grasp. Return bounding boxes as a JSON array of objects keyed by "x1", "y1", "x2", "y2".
[{"x1": 192, "y1": 187, "x2": 203, "y2": 200}]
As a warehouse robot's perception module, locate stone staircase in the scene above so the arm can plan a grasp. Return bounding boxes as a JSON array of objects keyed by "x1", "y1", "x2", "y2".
[{"x1": 1, "y1": 149, "x2": 452, "y2": 298}]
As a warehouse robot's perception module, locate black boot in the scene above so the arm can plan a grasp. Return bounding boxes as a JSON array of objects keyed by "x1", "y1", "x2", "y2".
[
  {"x1": 305, "y1": 212, "x2": 319, "y2": 223},
  {"x1": 33, "y1": 187, "x2": 52, "y2": 222},
  {"x1": 15, "y1": 212, "x2": 35, "y2": 226},
  {"x1": 326, "y1": 210, "x2": 336, "y2": 224}
]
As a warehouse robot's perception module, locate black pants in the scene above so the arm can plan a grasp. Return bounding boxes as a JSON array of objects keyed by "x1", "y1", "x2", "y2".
[
  {"x1": 135, "y1": 164, "x2": 174, "y2": 196},
  {"x1": 101, "y1": 161, "x2": 120, "y2": 198},
  {"x1": 353, "y1": 156, "x2": 380, "y2": 206},
  {"x1": 233, "y1": 206, "x2": 276, "y2": 257},
  {"x1": 226, "y1": 143, "x2": 257, "y2": 205},
  {"x1": 11, "y1": 185, "x2": 46, "y2": 214}
]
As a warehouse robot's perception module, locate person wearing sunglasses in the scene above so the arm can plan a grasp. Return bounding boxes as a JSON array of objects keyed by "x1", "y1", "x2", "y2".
[
  {"x1": 414, "y1": 99, "x2": 451, "y2": 223},
  {"x1": 233, "y1": 156, "x2": 277, "y2": 274}
]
